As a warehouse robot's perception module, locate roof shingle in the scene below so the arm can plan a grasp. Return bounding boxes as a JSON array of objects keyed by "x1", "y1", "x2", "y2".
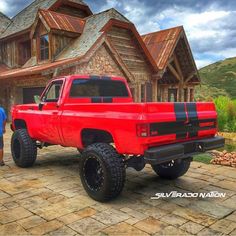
[
  {"x1": 39, "y1": 9, "x2": 85, "y2": 34},
  {"x1": 142, "y1": 26, "x2": 183, "y2": 70},
  {"x1": 0, "y1": 12, "x2": 11, "y2": 34}
]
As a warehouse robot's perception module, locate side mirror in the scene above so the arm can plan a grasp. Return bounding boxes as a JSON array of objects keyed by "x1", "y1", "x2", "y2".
[
  {"x1": 34, "y1": 95, "x2": 41, "y2": 104},
  {"x1": 39, "y1": 103, "x2": 44, "y2": 111}
]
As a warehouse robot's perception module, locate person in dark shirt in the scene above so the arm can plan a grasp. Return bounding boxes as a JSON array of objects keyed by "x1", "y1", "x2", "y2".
[{"x1": 0, "y1": 107, "x2": 7, "y2": 166}]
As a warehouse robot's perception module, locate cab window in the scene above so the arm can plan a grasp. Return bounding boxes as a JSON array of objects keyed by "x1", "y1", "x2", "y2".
[
  {"x1": 43, "y1": 80, "x2": 63, "y2": 102},
  {"x1": 70, "y1": 79, "x2": 129, "y2": 97}
]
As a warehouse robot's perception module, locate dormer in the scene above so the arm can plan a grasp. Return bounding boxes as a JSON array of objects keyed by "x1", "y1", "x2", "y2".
[{"x1": 30, "y1": 9, "x2": 85, "y2": 63}]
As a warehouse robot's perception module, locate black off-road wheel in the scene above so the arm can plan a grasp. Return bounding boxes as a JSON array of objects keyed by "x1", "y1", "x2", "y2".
[
  {"x1": 79, "y1": 143, "x2": 125, "y2": 202},
  {"x1": 151, "y1": 157, "x2": 192, "y2": 180},
  {"x1": 11, "y1": 129, "x2": 37, "y2": 168}
]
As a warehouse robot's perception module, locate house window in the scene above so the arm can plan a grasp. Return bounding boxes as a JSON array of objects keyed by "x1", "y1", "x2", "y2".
[
  {"x1": 168, "y1": 89, "x2": 177, "y2": 102},
  {"x1": 141, "y1": 83, "x2": 153, "y2": 102},
  {"x1": 190, "y1": 88, "x2": 194, "y2": 102},
  {"x1": 157, "y1": 87, "x2": 162, "y2": 102},
  {"x1": 40, "y1": 34, "x2": 49, "y2": 61},
  {"x1": 146, "y1": 82, "x2": 152, "y2": 102},
  {"x1": 141, "y1": 84, "x2": 145, "y2": 102},
  {"x1": 184, "y1": 88, "x2": 188, "y2": 102}
]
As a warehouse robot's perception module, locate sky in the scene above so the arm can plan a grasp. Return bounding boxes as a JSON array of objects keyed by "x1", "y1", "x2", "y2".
[{"x1": 0, "y1": 0, "x2": 235, "y2": 68}]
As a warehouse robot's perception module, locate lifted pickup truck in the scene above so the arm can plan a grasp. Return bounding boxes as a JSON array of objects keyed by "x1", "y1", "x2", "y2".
[{"x1": 11, "y1": 75, "x2": 224, "y2": 202}]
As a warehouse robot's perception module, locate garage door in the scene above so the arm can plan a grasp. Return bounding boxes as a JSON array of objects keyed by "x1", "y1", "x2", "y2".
[{"x1": 23, "y1": 87, "x2": 45, "y2": 104}]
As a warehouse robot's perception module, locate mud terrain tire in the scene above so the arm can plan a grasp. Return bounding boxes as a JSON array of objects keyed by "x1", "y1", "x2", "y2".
[
  {"x1": 11, "y1": 129, "x2": 37, "y2": 168},
  {"x1": 79, "y1": 143, "x2": 125, "y2": 202},
  {"x1": 151, "y1": 157, "x2": 192, "y2": 180}
]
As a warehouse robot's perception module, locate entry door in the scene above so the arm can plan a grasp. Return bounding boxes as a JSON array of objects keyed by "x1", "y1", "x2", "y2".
[
  {"x1": 168, "y1": 89, "x2": 177, "y2": 102},
  {"x1": 23, "y1": 87, "x2": 45, "y2": 104}
]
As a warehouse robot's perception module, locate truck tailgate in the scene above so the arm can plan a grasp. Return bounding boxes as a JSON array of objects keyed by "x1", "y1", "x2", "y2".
[{"x1": 143, "y1": 102, "x2": 217, "y2": 143}]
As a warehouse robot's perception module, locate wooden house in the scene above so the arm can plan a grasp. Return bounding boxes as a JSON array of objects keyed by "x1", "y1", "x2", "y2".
[{"x1": 0, "y1": 0, "x2": 200, "y2": 118}]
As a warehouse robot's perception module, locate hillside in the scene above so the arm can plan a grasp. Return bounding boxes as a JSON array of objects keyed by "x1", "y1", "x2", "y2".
[{"x1": 195, "y1": 57, "x2": 236, "y2": 100}]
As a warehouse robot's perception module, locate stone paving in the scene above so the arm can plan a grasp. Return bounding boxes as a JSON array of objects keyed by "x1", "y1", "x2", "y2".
[{"x1": 0, "y1": 125, "x2": 236, "y2": 235}]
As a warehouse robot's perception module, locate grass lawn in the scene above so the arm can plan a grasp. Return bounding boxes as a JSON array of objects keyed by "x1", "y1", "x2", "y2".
[{"x1": 193, "y1": 153, "x2": 212, "y2": 164}]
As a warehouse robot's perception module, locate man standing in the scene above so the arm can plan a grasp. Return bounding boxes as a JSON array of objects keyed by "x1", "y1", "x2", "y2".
[{"x1": 0, "y1": 107, "x2": 7, "y2": 166}]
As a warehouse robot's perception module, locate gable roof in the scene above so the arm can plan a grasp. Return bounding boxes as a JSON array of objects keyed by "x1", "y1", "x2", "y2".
[
  {"x1": 0, "y1": 12, "x2": 11, "y2": 34},
  {"x1": 38, "y1": 9, "x2": 85, "y2": 34},
  {"x1": 0, "y1": 0, "x2": 89, "y2": 39},
  {"x1": 142, "y1": 26, "x2": 183, "y2": 70}
]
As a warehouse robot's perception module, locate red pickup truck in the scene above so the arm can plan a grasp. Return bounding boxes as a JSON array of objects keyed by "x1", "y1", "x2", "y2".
[{"x1": 11, "y1": 75, "x2": 224, "y2": 201}]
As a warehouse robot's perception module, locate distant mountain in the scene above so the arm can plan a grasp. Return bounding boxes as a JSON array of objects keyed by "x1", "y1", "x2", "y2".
[{"x1": 195, "y1": 57, "x2": 236, "y2": 100}]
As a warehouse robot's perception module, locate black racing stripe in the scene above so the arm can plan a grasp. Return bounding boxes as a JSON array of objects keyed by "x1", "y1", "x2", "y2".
[
  {"x1": 174, "y1": 103, "x2": 187, "y2": 122},
  {"x1": 174, "y1": 103, "x2": 187, "y2": 139},
  {"x1": 103, "y1": 97, "x2": 113, "y2": 103},
  {"x1": 150, "y1": 122, "x2": 186, "y2": 136},
  {"x1": 91, "y1": 97, "x2": 102, "y2": 103},
  {"x1": 186, "y1": 103, "x2": 198, "y2": 120},
  {"x1": 186, "y1": 103, "x2": 198, "y2": 138},
  {"x1": 150, "y1": 120, "x2": 216, "y2": 137}
]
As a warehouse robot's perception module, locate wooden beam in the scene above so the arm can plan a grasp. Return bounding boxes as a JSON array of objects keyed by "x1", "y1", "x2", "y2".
[
  {"x1": 185, "y1": 72, "x2": 196, "y2": 83},
  {"x1": 173, "y1": 54, "x2": 185, "y2": 102},
  {"x1": 168, "y1": 64, "x2": 181, "y2": 81},
  {"x1": 173, "y1": 54, "x2": 184, "y2": 79},
  {"x1": 168, "y1": 56, "x2": 174, "y2": 64}
]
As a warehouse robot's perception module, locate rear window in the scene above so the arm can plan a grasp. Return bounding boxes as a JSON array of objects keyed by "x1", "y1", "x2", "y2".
[{"x1": 70, "y1": 79, "x2": 129, "y2": 98}]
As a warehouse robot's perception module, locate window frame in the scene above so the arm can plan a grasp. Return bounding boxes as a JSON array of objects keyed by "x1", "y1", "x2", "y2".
[
  {"x1": 39, "y1": 34, "x2": 50, "y2": 62},
  {"x1": 41, "y1": 80, "x2": 64, "y2": 103}
]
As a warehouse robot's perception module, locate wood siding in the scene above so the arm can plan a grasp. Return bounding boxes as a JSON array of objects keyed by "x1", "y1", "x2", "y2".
[
  {"x1": 56, "y1": 5, "x2": 88, "y2": 18},
  {"x1": 107, "y1": 26, "x2": 151, "y2": 74},
  {"x1": 0, "y1": 33, "x2": 31, "y2": 68},
  {"x1": 51, "y1": 34, "x2": 73, "y2": 59},
  {"x1": 107, "y1": 26, "x2": 153, "y2": 102}
]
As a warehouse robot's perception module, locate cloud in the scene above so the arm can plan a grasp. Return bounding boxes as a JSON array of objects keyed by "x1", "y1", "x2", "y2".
[
  {"x1": 93, "y1": 0, "x2": 236, "y2": 68},
  {"x1": 0, "y1": 0, "x2": 32, "y2": 17},
  {"x1": 0, "y1": 1, "x2": 8, "y2": 13}
]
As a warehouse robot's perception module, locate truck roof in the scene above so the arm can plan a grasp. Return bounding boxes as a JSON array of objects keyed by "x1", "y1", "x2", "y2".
[{"x1": 52, "y1": 74, "x2": 127, "y2": 82}]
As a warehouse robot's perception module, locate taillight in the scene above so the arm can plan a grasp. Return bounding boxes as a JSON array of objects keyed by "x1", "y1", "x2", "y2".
[{"x1": 136, "y1": 123, "x2": 150, "y2": 137}]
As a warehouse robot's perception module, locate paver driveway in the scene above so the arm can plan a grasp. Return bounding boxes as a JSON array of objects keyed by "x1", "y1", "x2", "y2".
[{"x1": 0, "y1": 125, "x2": 236, "y2": 235}]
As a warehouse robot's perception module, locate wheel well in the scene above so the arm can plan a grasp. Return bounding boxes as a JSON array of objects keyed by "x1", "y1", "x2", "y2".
[
  {"x1": 14, "y1": 119, "x2": 27, "y2": 130},
  {"x1": 81, "y1": 129, "x2": 114, "y2": 147}
]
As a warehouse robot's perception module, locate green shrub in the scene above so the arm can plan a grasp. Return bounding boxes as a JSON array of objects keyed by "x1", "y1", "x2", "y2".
[{"x1": 213, "y1": 97, "x2": 236, "y2": 132}]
